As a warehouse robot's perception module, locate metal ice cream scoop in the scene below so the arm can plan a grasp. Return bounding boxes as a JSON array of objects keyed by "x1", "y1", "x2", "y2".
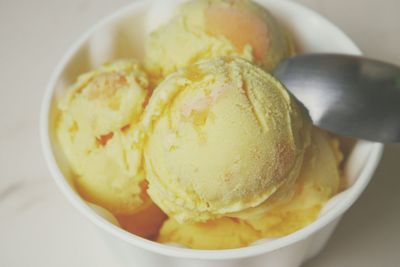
[{"x1": 274, "y1": 54, "x2": 400, "y2": 143}]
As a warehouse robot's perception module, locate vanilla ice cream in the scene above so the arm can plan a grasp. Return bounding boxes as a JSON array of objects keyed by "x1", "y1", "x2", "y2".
[
  {"x1": 57, "y1": 60, "x2": 150, "y2": 215},
  {"x1": 142, "y1": 57, "x2": 311, "y2": 222},
  {"x1": 145, "y1": 0, "x2": 295, "y2": 77},
  {"x1": 158, "y1": 128, "x2": 342, "y2": 249}
]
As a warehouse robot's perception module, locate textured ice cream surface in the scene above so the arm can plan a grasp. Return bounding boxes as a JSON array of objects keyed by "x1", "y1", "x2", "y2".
[
  {"x1": 157, "y1": 128, "x2": 342, "y2": 249},
  {"x1": 142, "y1": 57, "x2": 311, "y2": 222},
  {"x1": 56, "y1": 60, "x2": 151, "y2": 215},
  {"x1": 159, "y1": 217, "x2": 260, "y2": 249},
  {"x1": 145, "y1": 0, "x2": 295, "y2": 78}
]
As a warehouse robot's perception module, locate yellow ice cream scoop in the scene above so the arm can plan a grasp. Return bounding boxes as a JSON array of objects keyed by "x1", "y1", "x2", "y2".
[
  {"x1": 157, "y1": 128, "x2": 342, "y2": 249},
  {"x1": 145, "y1": 0, "x2": 295, "y2": 78},
  {"x1": 57, "y1": 60, "x2": 150, "y2": 215},
  {"x1": 245, "y1": 128, "x2": 341, "y2": 237},
  {"x1": 142, "y1": 57, "x2": 311, "y2": 222},
  {"x1": 158, "y1": 217, "x2": 260, "y2": 249}
]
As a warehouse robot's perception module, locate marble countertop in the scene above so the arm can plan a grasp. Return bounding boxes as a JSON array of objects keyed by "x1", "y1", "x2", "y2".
[{"x1": 0, "y1": 0, "x2": 399, "y2": 266}]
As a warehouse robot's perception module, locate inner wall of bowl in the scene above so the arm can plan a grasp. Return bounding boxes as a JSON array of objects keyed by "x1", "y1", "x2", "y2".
[{"x1": 50, "y1": 0, "x2": 367, "y2": 239}]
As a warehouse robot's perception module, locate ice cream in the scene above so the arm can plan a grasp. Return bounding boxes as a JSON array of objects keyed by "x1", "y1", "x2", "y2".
[
  {"x1": 56, "y1": 60, "x2": 150, "y2": 215},
  {"x1": 55, "y1": 0, "x2": 346, "y2": 249},
  {"x1": 145, "y1": 0, "x2": 295, "y2": 78},
  {"x1": 158, "y1": 217, "x2": 260, "y2": 249},
  {"x1": 158, "y1": 128, "x2": 342, "y2": 249},
  {"x1": 142, "y1": 57, "x2": 311, "y2": 223},
  {"x1": 116, "y1": 201, "x2": 167, "y2": 239},
  {"x1": 56, "y1": 59, "x2": 168, "y2": 238}
]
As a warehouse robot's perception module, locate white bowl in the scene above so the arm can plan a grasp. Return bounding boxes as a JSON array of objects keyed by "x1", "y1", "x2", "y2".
[{"x1": 40, "y1": 0, "x2": 384, "y2": 266}]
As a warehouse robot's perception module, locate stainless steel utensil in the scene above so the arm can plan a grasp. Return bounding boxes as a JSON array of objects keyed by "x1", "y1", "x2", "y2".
[{"x1": 274, "y1": 54, "x2": 400, "y2": 143}]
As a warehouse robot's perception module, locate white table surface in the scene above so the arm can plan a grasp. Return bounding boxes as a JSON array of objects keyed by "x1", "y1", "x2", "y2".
[{"x1": 0, "y1": 0, "x2": 399, "y2": 266}]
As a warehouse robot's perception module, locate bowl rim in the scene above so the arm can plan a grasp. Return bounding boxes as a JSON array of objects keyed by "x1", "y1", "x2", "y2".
[{"x1": 40, "y1": 0, "x2": 384, "y2": 260}]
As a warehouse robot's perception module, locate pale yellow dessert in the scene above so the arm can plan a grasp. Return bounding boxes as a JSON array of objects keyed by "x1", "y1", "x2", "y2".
[
  {"x1": 142, "y1": 57, "x2": 311, "y2": 223},
  {"x1": 56, "y1": 60, "x2": 168, "y2": 238},
  {"x1": 158, "y1": 128, "x2": 342, "y2": 249},
  {"x1": 57, "y1": 60, "x2": 150, "y2": 216},
  {"x1": 55, "y1": 0, "x2": 343, "y2": 248},
  {"x1": 145, "y1": 0, "x2": 294, "y2": 78},
  {"x1": 158, "y1": 217, "x2": 260, "y2": 249}
]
